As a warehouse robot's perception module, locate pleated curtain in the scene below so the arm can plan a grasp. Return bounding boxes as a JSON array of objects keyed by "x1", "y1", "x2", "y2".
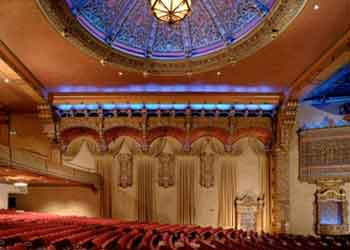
[
  {"x1": 177, "y1": 155, "x2": 195, "y2": 224},
  {"x1": 137, "y1": 155, "x2": 155, "y2": 222},
  {"x1": 218, "y1": 156, "x2": 237, "y2": 228},
  {"x1": 259, "y1": 151, "x2": 271, "y2": 232},
  {"x1": 96, "y1": 155, "x2": 113, "y2": 218}
]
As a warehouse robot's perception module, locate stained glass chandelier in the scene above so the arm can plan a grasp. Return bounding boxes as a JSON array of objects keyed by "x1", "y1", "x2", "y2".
[{"x1": 150, "y1": 0, "x2": 192, "y2": 24}]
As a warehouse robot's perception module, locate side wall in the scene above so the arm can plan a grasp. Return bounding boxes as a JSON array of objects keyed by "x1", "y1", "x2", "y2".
[
  {"x1": 289, "y1": 105, "x2": 350, "y2": 235},
  {"x1": 15, "y1": 186, "x2": 101, "y2": 217}
]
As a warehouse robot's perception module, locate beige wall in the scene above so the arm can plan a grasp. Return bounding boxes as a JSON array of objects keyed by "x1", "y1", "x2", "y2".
[
  {"x1": 15, "y1": 186, "x2": 101, "y2": 217},
  {"x1": 9, "y1": 114, "x2": 50, "y2": 156},
  {"x1": 289, "y1": 123, "x2": 316, "y2": 235},
  {"x1": 289, "y1": 106, "x2": 350, "y2": 235}
]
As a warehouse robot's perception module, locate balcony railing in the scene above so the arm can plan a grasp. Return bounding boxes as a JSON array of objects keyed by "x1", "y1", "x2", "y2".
[{"x1": 0, "y1": 144, "x2": 101, "y2": 188}]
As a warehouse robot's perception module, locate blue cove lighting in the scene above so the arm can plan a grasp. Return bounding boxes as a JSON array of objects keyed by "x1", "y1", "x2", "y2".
[{"x1": 56, "y1": 103, "x2": 277, "y2": 111}]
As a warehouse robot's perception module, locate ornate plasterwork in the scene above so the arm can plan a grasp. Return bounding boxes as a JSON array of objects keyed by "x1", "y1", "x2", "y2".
[
  {"x1": 158, "y1": 153, "x2": 176, "y2": 188},
  {"x1": 117, "y1": 153, "x2": 133, "y2": 188},
  {"x1": 270, "y1": 100, "x2": 298, "y2": 233},
  {"x1": 299, "y1": 127, "x2": 350, "y2": 183},
  {"x1": 314, "y1": 180, "x2": 349, "y2": 235},
  {"x1": 36, "y1": 0, "x2": 307, "y2": 75},
  {"x1": 235, "y1": 194, "x2": 265, "y2": 232}
]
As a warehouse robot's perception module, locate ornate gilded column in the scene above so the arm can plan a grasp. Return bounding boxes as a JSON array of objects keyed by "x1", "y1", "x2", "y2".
[
  {"x1": 38, "y1": 104, "x2": 61, "y2": 164},
  {"x1": 271, "y1": 100, "x2": 298, "y2": 233}
]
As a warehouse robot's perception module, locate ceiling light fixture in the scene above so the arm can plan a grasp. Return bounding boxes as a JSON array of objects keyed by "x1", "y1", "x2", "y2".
[
  {"x1": 313, "y1": 4, "x2": 319, "y2": 10},
  {"x1": 150, "y1": 0, "x2": 192, "y2": 24},
  {"x1": 4, "y1": 78, "x2": 9, "y2": 83},
  {"x1": 13, "y1": 182, "x2": 28, "y2": 187}
]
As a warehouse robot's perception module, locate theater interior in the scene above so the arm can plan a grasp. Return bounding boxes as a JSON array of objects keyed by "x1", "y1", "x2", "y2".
[{"x1": 0, "y1": 0, "x2": 350, "y2": 249}]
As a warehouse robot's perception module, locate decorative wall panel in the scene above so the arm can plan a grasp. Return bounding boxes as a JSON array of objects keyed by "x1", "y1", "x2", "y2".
[{"x1": 299, "y1": 127, "x2": 350, "y2": 183}]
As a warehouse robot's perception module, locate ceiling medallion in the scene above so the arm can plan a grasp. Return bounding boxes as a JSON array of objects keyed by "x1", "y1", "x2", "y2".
[
  {"x1": 150, "y1": 0, "x2": 191, "y2": 24},
  {"x1": 37, "y1": 0, "x2": 307, "y2": 76}
]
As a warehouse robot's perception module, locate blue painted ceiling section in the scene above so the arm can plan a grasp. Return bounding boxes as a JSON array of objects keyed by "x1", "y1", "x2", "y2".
[
  {"x1": 65, "y1": 0, "x2": 275, "y2": 59},
  {"x1": 303, "y1": 64, "x2": 350, "y2": 102},
  {"x1": 302, "y1": 64, "x2": 350, "y2": 115}
]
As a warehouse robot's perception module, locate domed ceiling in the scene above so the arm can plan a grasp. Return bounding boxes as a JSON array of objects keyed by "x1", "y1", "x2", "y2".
[{"x1": 38, "y1": 0, "x2": 307, "y2": 75}]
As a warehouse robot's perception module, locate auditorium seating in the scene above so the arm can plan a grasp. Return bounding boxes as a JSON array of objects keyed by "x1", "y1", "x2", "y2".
[{"x1": 0, "y1": 210, "x2": 349, "y2": 250}]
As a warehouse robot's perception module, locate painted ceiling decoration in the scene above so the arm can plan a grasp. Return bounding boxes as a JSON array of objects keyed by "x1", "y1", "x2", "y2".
[{"x1": 37, "y1": 0, "x2": 307, "y2": 75}]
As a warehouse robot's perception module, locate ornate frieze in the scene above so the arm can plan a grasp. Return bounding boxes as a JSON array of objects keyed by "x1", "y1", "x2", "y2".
[
  {"x1": 60, "y1": 117, "x2": 101, "y2": 132},
  {"x1": 104, "y1": 117, "x2": 142, "y2": 131}
]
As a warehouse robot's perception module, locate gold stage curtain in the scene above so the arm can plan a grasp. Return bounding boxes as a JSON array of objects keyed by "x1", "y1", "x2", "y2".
[
  {"x1": 218, "y1": 155, "x2": 237, "y2": 228},
  {"x1": 249, "y1": 137, "x2": 271, "y2": 232},
  {"x1": 137, "y1": 155, "x2": 155, "y2": 222},
  {"x1": 96, "y1": 155, "x2": 113, "y2": 218},
  {"x1": 177, "y1": 155, "x2": 195, "y2": 224}
]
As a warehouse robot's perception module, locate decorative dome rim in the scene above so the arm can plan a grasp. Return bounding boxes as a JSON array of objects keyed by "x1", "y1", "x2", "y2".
[{"x1": 36, "y1": 0, "x2": 307, "y2": 76}]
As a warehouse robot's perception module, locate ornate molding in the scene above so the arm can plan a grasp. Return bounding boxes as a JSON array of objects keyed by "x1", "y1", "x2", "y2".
[
  {"x1": 299, "y1": 127, "x2": 350, "y2": 184},
  {"x1": 59, "y1": 116, "x2": 273, "y2": 149},
  {"x1": 36, "y1": 0, "x2": 307, "y2": 75}
]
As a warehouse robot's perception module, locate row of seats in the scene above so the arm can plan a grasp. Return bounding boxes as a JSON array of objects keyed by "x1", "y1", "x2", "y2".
[{"x1": 0, "y1": 210, "x2": 349, "y2": 250}]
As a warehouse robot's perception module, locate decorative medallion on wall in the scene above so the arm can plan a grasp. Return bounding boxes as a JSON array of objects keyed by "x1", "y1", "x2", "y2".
[
  {"x1": 158, "y1": 153, "x2": 176, "y2": 188},
  {"x1": 199, "y1": 139, "x2": 217, "y2": 188},
  {"x1": 117, "y1": 153, "x2": 133, "y2": 188},
  {"x1": 115, "y1": 140, "x2": 135, "y2": 188},
  {"x1": 37, "y1": 0, "x2": 306, "y2": 75}
]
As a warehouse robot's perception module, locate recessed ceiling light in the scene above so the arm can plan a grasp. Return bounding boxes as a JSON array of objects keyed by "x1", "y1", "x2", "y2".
[
  {"x1": 314, "y1": 4, "x2": 319, "y2": 10},
  {"x1": 4, "y1": 78, "x2": 9, "y2": 83},
  {"x1": 216, "y1": 71, "x2": 221, "y2": 76},
  {"x1": 118, "y1": 72, "x2": 123, "y2": 76}
]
